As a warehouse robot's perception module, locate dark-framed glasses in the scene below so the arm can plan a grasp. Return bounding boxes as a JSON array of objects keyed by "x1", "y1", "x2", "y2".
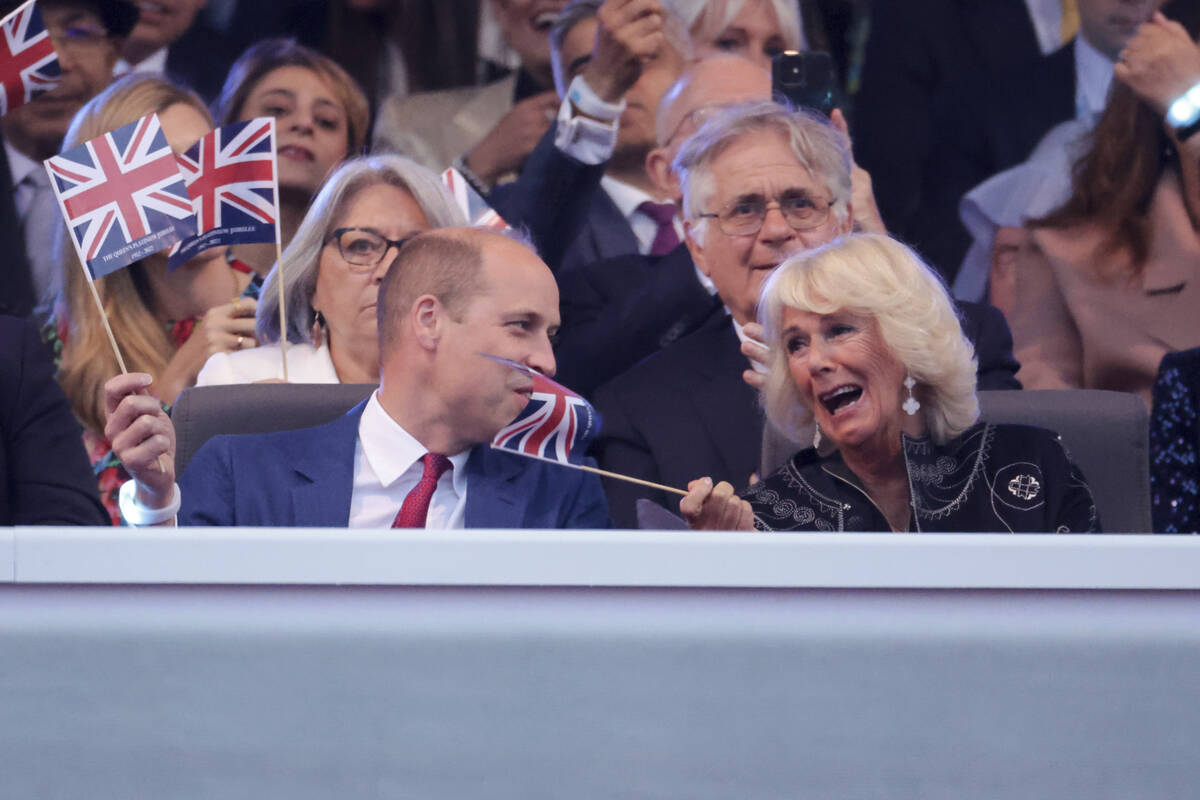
[
  {"x1": 325, "y1": 227, "x2": 413, "y2": 268},
  {"x1": 698, "y1": 192, "x2": 836, "y2": 236}
]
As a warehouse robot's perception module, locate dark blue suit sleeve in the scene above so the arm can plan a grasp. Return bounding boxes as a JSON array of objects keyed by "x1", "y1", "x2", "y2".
[
  {"x1": 179, "y1": 437, "x2": 237, "y2": 526},
  {"x1": 1, "y1": 316, "x2": 108, "y2": 525},
  {"x1": 558, "y1": 461, "x2": 614, "y2": 529},
  {"x1": 957, "y1": 300, "x2": 1022, "y2": 391},
  {"x1": 555, "y1": 245, "x2": 721, "y2": 397},
  {"x1": 488, "y1": 123, "x2": 607, "y2": 272}
]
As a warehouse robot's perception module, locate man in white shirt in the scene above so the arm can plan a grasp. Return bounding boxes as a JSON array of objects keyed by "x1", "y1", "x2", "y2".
[
  {"x1": 104, "y1": 227, "x2": 611, "y2": 529},
  {"x1": 0, "y1": 0, "x2": 133, "y2": 316}
]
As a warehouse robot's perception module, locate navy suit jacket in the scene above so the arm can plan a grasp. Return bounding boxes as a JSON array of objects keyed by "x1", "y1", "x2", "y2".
[
  {"x1": 556, "y1": 242, "x2": 721, "y2": 397},
  {"x1": 593, "y1": 302, "x2": 1022, "y2": 528},
  {"x1": 855, "y1": 0, "x2": 1048, "y2": 274},
  {"x1": 914, "y1": 41, "x2": 1076, "y2": 278},
  {"x1": 0, "y1": 315, "x2": 108, "y2": 525},
  {"x1": 490, "y1": 123, "x2": 638, "y2": 274},
  {"x1": 0, "y1": 144, "x2": 35, "y2": 318},
  {"x1": 180, "y1": 401, "x2": 612, "y2": 528}
]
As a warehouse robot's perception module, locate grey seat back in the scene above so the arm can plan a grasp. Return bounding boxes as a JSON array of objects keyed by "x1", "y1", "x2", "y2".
[
  {"x1": 172, "y1": 383, "x2": 377, "y2": 477},
  {"x1": 761, "y1": 389, "x2": 1151, "y2": 532}
]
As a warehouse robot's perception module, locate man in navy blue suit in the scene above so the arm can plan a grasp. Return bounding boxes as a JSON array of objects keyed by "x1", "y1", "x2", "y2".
[{"x1": 105, "y1": 228, "x2": 611, "y2": 529}]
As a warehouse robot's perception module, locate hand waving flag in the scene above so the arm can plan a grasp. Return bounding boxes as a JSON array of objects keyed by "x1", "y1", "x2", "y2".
[
  {"x1": 485, "y1": 354, "x2": 599, "y2": 466},
  {"x1": 44, "y1": 112, "x2": 196, "y2": 278},
  {"x1": 0, "y1": 0, "x2": 60, "y2": 118},
  {"x1": 168, "y1": 117, "x2": 278, "y2": 271}
]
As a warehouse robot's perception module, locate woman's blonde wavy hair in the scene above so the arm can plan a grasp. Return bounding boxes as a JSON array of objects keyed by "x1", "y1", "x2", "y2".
[
  {"x1": 759, "y1": 233, "x2": 980, "y2": 446},
  {"x1": 51, "y1": 73, "x2": 213, "y2": 434}
]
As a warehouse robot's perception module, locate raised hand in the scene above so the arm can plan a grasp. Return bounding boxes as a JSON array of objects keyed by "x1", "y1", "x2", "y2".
[
  {"x1": 104, "y1": 372, "x2": 176, "y2": 511},
  {"x1": 581, "y1": 0, "x2": 667, "y2": 105}
]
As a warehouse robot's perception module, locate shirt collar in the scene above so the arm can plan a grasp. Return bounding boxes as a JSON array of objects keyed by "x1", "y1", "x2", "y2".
[
  {"x1": 1074, "y1": 34, "x2": 1114, "y2": 121},
  {"x1": 601, "y1": 175, "x2": 668, "y2": 221},
  {"x1": 114, "y1": 47, "x2": 169, "y2": 76},
  {"x1": 359, "y1": 392, "x2": 471, "y2": 493},
  {"x1": 5, "y1": 140, "x2": 38, "y2": 188}
]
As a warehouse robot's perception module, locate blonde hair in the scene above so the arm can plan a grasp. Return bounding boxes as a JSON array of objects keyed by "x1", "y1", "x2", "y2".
[
  {"x1": 667, "y1": 0, "x2": 805, "y2": 51},
  {"x1": 51, "y1": 73, "x2": 213, "y2": 434},
  {"x1": 759, "y1": 234, "x2": 980, "y2": 445}
]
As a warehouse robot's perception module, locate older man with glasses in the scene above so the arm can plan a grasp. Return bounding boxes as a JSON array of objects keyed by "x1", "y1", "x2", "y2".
[{"x1": 591, "y1": 100, "x2": 1022, "y2": 528}]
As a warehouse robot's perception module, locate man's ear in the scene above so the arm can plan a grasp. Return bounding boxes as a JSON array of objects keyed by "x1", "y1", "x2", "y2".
[
  {"x1": 839, "y1": 201, "x2": 855, "y2": 236},
  {"x1": 683, "y1": 218, "x2": 711, "y2": 277},
  {"x1": 644, "y1": 146, "x2": 680, "y2": 199},
  {"x1": 411, "y1": 294, "x2": 444, "y2": 351}
]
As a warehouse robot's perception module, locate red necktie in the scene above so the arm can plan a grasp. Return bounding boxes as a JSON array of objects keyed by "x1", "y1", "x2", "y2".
[
  {"x1": 391, "y1": 453, "x2": 453, "y2": 528},
  {"x1": 638, "y1": 200, "x2": 681, "y2": 256}
]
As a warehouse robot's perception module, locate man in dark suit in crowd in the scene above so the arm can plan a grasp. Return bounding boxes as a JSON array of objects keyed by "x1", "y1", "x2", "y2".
[
  {"x1": 0, "y1": 0, "x2": 134, "y2": 317},
  {"x1": 489, "y1": 0, "x2": 688, "y2": 274},
  {"x1": 553, "y1": 53, "x2": 770, "y2": 395},
  {"x1": 104, "y1": 228, "x2": 611, "y2": 529},
  {"x1": 911, "y1": 0, "x2": 1162, "y2": 278},
  {"x1": 0, "y1": 315, "x2": 109, "y2": 525},
  {"x1": 113, "y1": 0, "x2": 240, "y2": 103},
  {"x1": 592, "y1": 101, "x2": 1021, "y2": 528}
]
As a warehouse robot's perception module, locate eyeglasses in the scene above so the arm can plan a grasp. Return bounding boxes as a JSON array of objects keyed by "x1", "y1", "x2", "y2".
[
  {"x1": 697, "y1": 192, "x2": 836, "y2": 236},
  {"x1": 46, "y1": 22, "x2": 109, "y2": 51},
  {"x1": 325, "y1": 227, "x2": 413, "y2": 269}
]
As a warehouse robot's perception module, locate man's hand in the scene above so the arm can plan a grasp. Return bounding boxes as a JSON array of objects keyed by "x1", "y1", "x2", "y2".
[
  {"x1": 1115, "y1": 11, "x2": 1200, "y2": 118},
  {"x1": 679, "y1": 476, "x2": 755, "y2": 530},
  {"x1": 202, "y1": 296, "x2": 258, "y2": 359},
  {"x1": 465, "y1": 91, "x2": 560, "y2": 186},
  {"x1": 831, "y1": 108, "x2": 886, "y2": 235},
  {"x1": 581, "y1": 0, "x2": 666, "y2": 105},
  {"x1": 104, "y1": 373, "x2": 176, "y2": 509},
  {"x1": 740, "y1": 321, "x2": 770, "y2": 391}
]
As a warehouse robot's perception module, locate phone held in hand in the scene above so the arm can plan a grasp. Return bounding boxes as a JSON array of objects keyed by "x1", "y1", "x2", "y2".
[{"x1": 771, "y1": 51, "x2": 837, "y2": 117}]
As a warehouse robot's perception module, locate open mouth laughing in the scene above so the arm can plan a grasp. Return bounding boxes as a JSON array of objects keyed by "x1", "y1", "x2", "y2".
[{"x1": 819, "y1": 384, "x2": 863, "y2": 416}]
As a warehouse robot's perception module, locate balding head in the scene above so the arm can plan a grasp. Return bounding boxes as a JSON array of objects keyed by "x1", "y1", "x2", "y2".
[
  {"x1": 375, "y1": 226, "x2": 560, "y2": 455},
  {"x1": 646, "y1": 53, "x2": 771, "y2": 200},
  {"x1": 655, "y1": 54, "x2": 772, "y2": 148}
]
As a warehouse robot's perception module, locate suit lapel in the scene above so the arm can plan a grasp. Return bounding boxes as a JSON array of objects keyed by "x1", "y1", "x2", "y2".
[
  {"x1": 463, "y1": 445, "x2": 527, "y2": 528},
  {"x1": 588, "y1": 191, "x2": 639, "y2": 261},
  {"x1": 284, "y1": 403, "x2": 364, "y2": 526},
  {"x1": 688, "y1": 320, "x2": 763, "y2": 484},
  {"x1": 1133, "y1": 173, "x2": 1200, "y2": 351}
]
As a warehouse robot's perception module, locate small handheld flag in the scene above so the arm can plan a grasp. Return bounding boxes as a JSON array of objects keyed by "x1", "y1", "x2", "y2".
[
  {"x1": 442, "y1": 167, "x2": 510, "y2": 230},
  {"x1": 44, "y1": 112, "x2": 196, "y2": 279},
  {"x1": 487, "y1": 354, "x2": 599, "y2": 465},
  {"x1": 0, "y1": 0, "x2": 59, "y2": 118},
  {"x1": 483, "y1": 354, "x2": 686, "y2": 497},
  {"x1": 168, "y1": 117, "x2": 278, "y2": 271}
]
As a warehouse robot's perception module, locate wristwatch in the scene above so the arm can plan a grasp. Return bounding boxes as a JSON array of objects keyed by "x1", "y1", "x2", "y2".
[{"x1": 1166, "y1": 80, "x2": 1200, "y2": 142}]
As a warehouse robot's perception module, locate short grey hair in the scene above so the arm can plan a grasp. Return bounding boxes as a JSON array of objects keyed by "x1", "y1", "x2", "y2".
[
  {"x1": 257, "y1": 154, "x2": 467, "y2": 344},
  {"x1": 550, "y1": 0, "x2": 693, "y2": 97},
  {"x1": 758, "y1": 234, "x2": 980, "y2": 446},
  {"x1": 664, "y1": 0, "x2": 805, "y2": 50},
  {"x1": 673, "y1": 100, "x2": 851, "y2": 244}
]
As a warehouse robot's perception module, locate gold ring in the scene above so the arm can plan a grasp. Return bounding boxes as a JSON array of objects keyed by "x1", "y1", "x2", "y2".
[{"x1": 236, "y1": 335, "x2": 245, "y2": 348}]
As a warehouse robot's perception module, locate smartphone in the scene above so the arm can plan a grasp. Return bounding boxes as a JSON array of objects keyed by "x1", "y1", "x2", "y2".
[{"x1": 771, "y1": 51, "x2": 837, "y2": 117}]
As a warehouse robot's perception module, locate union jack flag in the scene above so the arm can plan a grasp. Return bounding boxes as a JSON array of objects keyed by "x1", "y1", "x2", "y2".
[
  {"x1": 442, "y1": 167, "x2": 509, "y2": 230},
  {"x1": 168, "y1": 117, "x2": 278, "y2": 271},
  {"x1": 0, "y1": 0, "x2": 60, "y2": 118},
  {"x1": 44, "y1": 112, "x2": 196, "y2": 278},
  {"x1": 486, "y1": 354, "x2": 600, "y2": 466}
]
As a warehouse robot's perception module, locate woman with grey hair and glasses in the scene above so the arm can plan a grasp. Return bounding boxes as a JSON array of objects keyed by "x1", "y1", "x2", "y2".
[{"x1": 196, "y1": 154, "x2": 466, "y2": 384}]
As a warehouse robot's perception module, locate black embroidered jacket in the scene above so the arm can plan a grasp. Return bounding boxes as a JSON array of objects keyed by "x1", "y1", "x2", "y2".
[{"x1": 744, "y1": 423, "x2": 1100, "y2": 533}]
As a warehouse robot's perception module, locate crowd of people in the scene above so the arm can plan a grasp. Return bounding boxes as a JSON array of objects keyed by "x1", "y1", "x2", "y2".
[{"x1": 2, "y1": 0, "x2": 1198, "y2": 532}]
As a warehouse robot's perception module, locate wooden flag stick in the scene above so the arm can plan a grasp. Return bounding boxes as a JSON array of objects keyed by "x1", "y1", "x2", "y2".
[
  {"x1": 268, "y1": 118, "x2": 288, "y2": 381},
  {"x1": 489, "y1": 446, "x2": 687, "y2": 496}
]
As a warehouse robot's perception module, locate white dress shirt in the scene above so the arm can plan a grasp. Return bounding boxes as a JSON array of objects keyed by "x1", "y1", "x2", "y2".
[
  {"x1": 1074, "y1": 34, "x2": 1115, "y2": 122},
  {"x1": 1024, "y1": 0, "x2": 1067, "y2": 56},
  {"x1": 113, "y1": 47, "x2": 168, "y2": 77},
  {"x1": 348, "y1": 392, "x2": 470, "y2": 529}
]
